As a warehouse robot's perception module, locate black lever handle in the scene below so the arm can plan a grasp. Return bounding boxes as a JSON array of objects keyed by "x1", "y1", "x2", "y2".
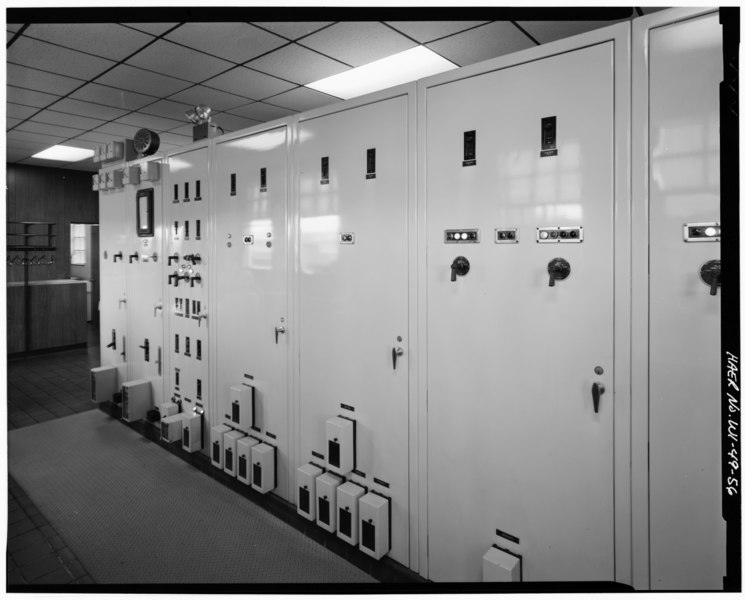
[
  {"x1": 190, "y1": 274, "x2": 201, "y2": 287},
  {"x1": 138, "y1": 339, "x2": 150, "y2": 362},
  {"x1": 547, "y1": 258, "x2": 571, "y2": 287},
  {"x1": 592, "y1": 382, "x2": 605, "y2": 413},
  {"x1": 106, "y1": 329, "x2": 116, "y2": 350},
  {"x1": 183, "y1": 253, "x2": 202, "y2": 264},
  {"x1": 129, "y1": 252, "x2": 139, "y2": 263},
  {"x1": 700, "y1": 260, "x2": 721, "y2": 296},
  {"x1": 450, "y1": 256, "x2": 470, "y2": 282},
  {"x1": 113, "y1": 252, "x2": 123, "y2": 263},
  {"x1": 168, "y1": 254, "x2": 179, "y2": 266},
  {"x1": 392, "y1": 347, "x2": 404, "y2": 370}
]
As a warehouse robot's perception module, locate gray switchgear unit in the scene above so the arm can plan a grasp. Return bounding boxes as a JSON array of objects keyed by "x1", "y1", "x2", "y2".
[
  {"x1": 316, "y1": 472, "x2": 343, "y2": 532},
  {"x1": 227, "y1": 385, "x2": 254, "y2": 431},
  {"x1": 223, "y1": 430, "x2": 246, "y2": 477},
  {"x1": 359, "y1": 492, "x2": 390, "y2": 560},
  {"x1": 337, "y1": 481, "x2": 366, "y2": 546},
  {"x1": 236, "y1": 436, "x2": 259, "y2": 485},
  {"x1": 297, "y1": 463, "x2": 323, "y2": 520},
  {"x1": 121, "y1": 379, "x2": 151, "y2": 422},
  {"x1": 181, "y1": 412, "x2": 202, "y2": 453},
  {"x1": 161, "y1": 413, "x2": 187, "y2": 443},
  {"x1": 326, "y1": 417, "x2": 355, "y2": 476},
  {"x1": 210, "y1": 424, "x2": 232, "y2": 469},
  {"x1": 91, "y1": 366, "x2": 118, "y2": 404},
  {"x1": 251, "y1": 443, "x2": 276, "y2": 494}
]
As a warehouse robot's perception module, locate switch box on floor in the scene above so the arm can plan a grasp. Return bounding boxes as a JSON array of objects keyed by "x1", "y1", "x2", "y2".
[
  {"x1": 337, "y1": 481, "x2": 366, "y2": 546},
  {"x1": 211, "y1": 424, "x2": 232, "y2": 468},
  {"x1": 90, "y1": 366, "x2": 118, "y2": 404},
  {"x1": 359, "y1": 492, "x2": 390, "y2": 560},
  {"x1": 297, "y1": 463, "x2": 323, "y2": 521},
  {"x1": 236, "y1": 436, "x2": 259, "y2": 485},
  {"x1": 251, "y1": 443, "x2": 276, "y2": 494},
  {"x1": 316, "y1": 472, "x2": 342, "y2": 532},
  {"x1": 223, "y1": 429, "x2": 245, "y2": 477}
]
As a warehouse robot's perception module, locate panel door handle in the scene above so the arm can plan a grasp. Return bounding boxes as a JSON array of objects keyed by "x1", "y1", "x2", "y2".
[
  {"x1": 592, "y1": 382, "x2": 605, "y2": 414},
  {"x1": 700, "y1": 259, "x2": 721, "y2": 296},
  {"x1": 275, "y1": 326, "x2": 286, "y2": 344},
  {"x1": 392, "y1": 347, "x2": 404, "y2": 370},
  {"x1": 154, "y1": 302, "x2": 163, "y2": 317}
]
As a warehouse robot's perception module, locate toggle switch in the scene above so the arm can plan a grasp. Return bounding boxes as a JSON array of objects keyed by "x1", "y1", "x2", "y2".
[
  {"x1": 297, "y1": 463, "x2": 323, "y2": 520},
  {"x1": 337, "y1": 481, "x2": 366, "y2": 546},
  {"x1": 316, "y1": 472, "x2": 343, "y2": 532}
]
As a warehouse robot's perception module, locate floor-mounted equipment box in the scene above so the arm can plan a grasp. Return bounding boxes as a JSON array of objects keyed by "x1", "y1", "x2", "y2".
[{"x1": 631, "y1": 8, "x2": 726, "y2": 591}]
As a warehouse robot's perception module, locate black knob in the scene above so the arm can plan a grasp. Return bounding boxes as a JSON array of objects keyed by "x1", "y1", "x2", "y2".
[
  {"x1": 168, "y1": 254, "x2": 179, "y2": 266},
  {"x1": 547, "y1": 258, "x2": 571, "y2": 287},
  {"x1": 190, "y1": 274, "x2": 202, "y2": 288},
  {"x1": 700, "y1": 260, "x2": 721, "y2": 296},
  {"x1": 129, "y1": 252, "x2": 139, "y2": 263},
  {"x1": 113, "y1": 252, "x2": 123, "y2": 263},
  {"x1": 450, "y1": 256, "x2": 471, "y2": 282}
]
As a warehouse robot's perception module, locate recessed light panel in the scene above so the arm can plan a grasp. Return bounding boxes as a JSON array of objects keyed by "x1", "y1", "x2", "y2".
[
  {"x1": 306, "y1": 45, "x2": 457, "y2": 100},
  {"x1": 32, "y1": 145, "x2": 95, "y2": 162}
]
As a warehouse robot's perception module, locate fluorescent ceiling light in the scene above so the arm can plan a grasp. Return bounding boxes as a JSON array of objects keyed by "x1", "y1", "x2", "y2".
[
  {"x1": 306, "y1": 46, "x2": 457, "y2": 100},
  {"x1": 32, "y1": 145, "x2": 95, "y2": 162}
]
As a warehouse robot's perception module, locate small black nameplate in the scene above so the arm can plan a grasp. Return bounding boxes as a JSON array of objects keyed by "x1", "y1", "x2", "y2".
[
  {"x1": 373, "y1": 477, "x2": 390, "y2": 488},
  {"x1": 251, "y1": 426, "x2": 262, "y2": 433},
  {"x1": 244, "y1": 373, "x2": 254, "y2": 380},
  {"x1": 540, "y1": 149, "x2": 558, "y2": 158},
  {"x1": 462, "y1": 159, "x2": 476, "y2": 167},
  {"x1": 496, "y1": 528, "x2": 520, "y2": 544},
  {"x1": 312, "y1": 450, "x2": 324, "y2": 460},
  {"x1": 366, "y1": 173, "x2": 376, "y2": 179},
  {"x1": 340, "y1": 403, "x2": 355, "y2": 412},
  {"x1": 352, "y1": 469, "x2": 366, "y2": 478},
  {"x1": 265, "y1": 431, "x2": 277, "y2": 440}
]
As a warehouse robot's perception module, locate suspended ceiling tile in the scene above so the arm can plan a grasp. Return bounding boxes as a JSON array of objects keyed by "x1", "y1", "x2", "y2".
[
  {"x1": 167, "y1": 85, "x2": 251, "y2": 113},
  {"x1": 16, "y1": 120, "x2": 86, "y2": 139},
  {"x1": 165, "y1": 22, "x2": 287, "y2": 64},
  {"x1": 7, "y1": 31, "x2": 15, "y2": 43},
  {"x1": 6, "y1": 64, "x2": 84, "y2": 96},
  {"x1": 52, "y1": 98, "x2": 130, "y2": 121},
  {"x1": 69, "y1": 82, "x2": 158, "y2": 111},
  {"x1": 122, "y1": 23, "x2": 180, "y2": 36},
  {"x1": 300, "y1": 22, "x2": 416, "y2": 67},
  {"x1": 7, "y1": 37, "x2": 115, "y2": 80},
  {"x1": 247, "y1": 44, "x2": 349, "y2": 86},
  {"x1": 253, "y1": 22, "x2": 334, "y2": 40},
  {"x1": 6, "y1": 129, "x2": 66, "y2": 145},
  {"x1": 167, "y1": 124, "x2": 194, "y2": 138},
  {"x1": 32, "y1": 109, "x2": 106, "y2": 131},
  {"x1": 211, "y1": 112, "x2": 262, "y2": 133},
  {"x1": 55, "y1": 160, "x2": 98, "y2": 172},
  {"x1": 93, "y1": 122, "x2": 142, "y2": 138},
  {"x1": 426, "y1": 21, "x2": 536, "y2": 67},
  {"x1": 24, "y1": 23, "x2": 155, "y2": 61},
  {"x1": 7, "y1": 102, "x2": 40, "y2": 120},
  {"x1": 76, "y1": 131, "x2": 122, "y2": 144},
  {"x1": 515, "y1": 19, "x2": 626, "y2": 44},
  {"x1": 7, "y1": 117, "x2": 23, "y2": 130},
  {"x1": 7, "y1": 149, "x2": 38, "y2": 162},
  {"x1": 126, "y1": 39, "x2": 234, "y2": 83},
  {"x1": 202, "y1": 67, "x2": 295, "y2": 101},
  {"x1": 116, "y1": 113, "x2": 184, "y2": 133},
  {"x1": 7, "y1": 24, "x2": 22, "y2": 33},
  {"x1": 267, "y1": 86, "x2": 340, "y2": 112},
  {"x1": 227, "y1": 102, "x2": 295, "y2": 122},
  {"x1": 6, "y1": 86, "x2": 61, "y2": 109},
  {"x1": 385, "y1": 21, "x2": 489, "y2": 43},
  {"x1": 158, "y1": 132, "x2": 193, "y2": 146},
  {"x1": 96, "y1": 64, "x2": 193, "y2": 97},
  {"x1": 139, "y1": 99, "x2": 194, "y2": 122}
]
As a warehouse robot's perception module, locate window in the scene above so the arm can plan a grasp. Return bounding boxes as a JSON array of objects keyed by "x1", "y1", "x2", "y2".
[{"x1": 70, "y1": 224, "x2": 87, "y2": 265}]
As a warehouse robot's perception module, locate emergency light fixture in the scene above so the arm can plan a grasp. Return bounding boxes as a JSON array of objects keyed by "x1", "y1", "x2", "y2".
[
  {"x1": 32, "y1": 145, "x2": 95, "y2": 162},
  {"x1": 306, "y1": 45, "x2": 457, "y2": 100}
]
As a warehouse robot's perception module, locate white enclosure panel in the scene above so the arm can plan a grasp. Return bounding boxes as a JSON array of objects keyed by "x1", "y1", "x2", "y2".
[
  {"x1": 164, "y1": 146, "x2": 211, "y2": 454},
  {"x1": 425, "y1": 43, "x2": 616, "y2": 582},
  {"x1": 99, "y1": 184, "x2": 128, "y2": 383},
  {"x1": 213, "y1": 125, "x2": 291, "y2": 500},
  {"x1": 297, "y1": 94, "x2": 411, "y2": 566},
  {"x1": 126, "y1": 159, "x2": 165, "y2": 409},
  {"x1": 647, "y1": 13, "x2": 725, "y2": 590}
]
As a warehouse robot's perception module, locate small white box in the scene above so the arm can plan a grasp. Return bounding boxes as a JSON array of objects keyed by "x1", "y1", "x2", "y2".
[
  {"x1": 236, "y1": 436, "x2": 259, "y2": 485},
  {"x1": 161, "y1": 413, "x2": 187, "y2": 443},
  {"x1": 223, "y1": 430, "x2": 246, "y2": 477},
  {"x1": 106, "y1": 141, "x2": 124, "y2": 161},
  {"x1": 182, "y1": 412, "x2": 202, "y2": 453},
  {"x1": 90, "y1": 365, "x2": 117, "y2": 403},
  {"x1": 296, "y1": 463, "x2": 323, "y2": 520},
  {"x1": 251, "y1": 443, "x2": 275, "y2": 494},
  {"x1": 159, "y1": 402, "x2": 179, "y2": 419},
  {"x1": 483, "y1": 546, "x2": 521, "y2": 582},
  {"x1": 141, "y1": 161, "x2": 160, "y2": 182},
  {"x1": 359, "y1": 492, "x2": 390, "y2": 560},
  {"x1": 337, "y1": 481, "x2": 365, "y2": 546},
  {"x1": 316, "y1": 472, "x2": 342, "y2": 532},
  {"x1": 122, "y1": 164, "x2": 141, "y2": 186},
  {"x1": 92, "y1": 173, "x2": 100, "y2": 191},
  {"x1": 111, "y1": 170, "x2": 124, "y2": 189},
  {"x1": 227, "y1": 384, "x2": 254, "y2": 431},
  {"x1": 326, "y1": 416, "x2": 355, "y2": 476},
  {"x1": 121, "y1": 379, "x2": 151, "y2": 422},
  {"x1": 210, "y1": 424, "x2": 233, "y2": 469}
]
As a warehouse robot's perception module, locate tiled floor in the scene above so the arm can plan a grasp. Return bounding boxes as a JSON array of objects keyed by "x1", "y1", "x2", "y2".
[{"x1": 7, "y1": 324, "x2": 100, "y2": 586}]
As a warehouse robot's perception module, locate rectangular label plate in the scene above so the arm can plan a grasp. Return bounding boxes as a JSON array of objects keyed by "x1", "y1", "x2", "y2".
[
  {"x1": 536, "y1": 226, "x2": 583, "y2": 243},
  {"x1": 445, "y1": 229, "x2": 479, "y2": 243},
  {"x1": 683, "y1": 222, "x2": 720, "y2": 242}
]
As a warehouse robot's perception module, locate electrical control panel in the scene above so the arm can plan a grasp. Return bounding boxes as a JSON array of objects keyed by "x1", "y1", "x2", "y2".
[
  {"x1": 90, "y1": 365, "x2": 118, "y2": 404},
  {"x1": 495, "y1": 228, "x2": 519, "y2": 244},
  {"x1": 326, "y1": 416, "x2": 356, "y2": 476},
  {"x1": 121, "y1": 379, "x2": 152, "y2": 422},
  {"x1": 161, "y1": 413, "x2": 187, "y2": 443},
  {"x1": 236, "y1": 436, "x2": 259, "y2": 486},
  {"x1": 251, "y1": 443, "x2": 276, "y2": 494},
  {"x1": 226, "y1": 385, "x2": 254, "y2": 432},
  {"x1": 182, "y1": 411, "x2": 203, "y2": 453},
  {"x1": 223, "y1": 430, "x2": 246, "y2": 477},
  {"x1": 337, "y1": 481, "x2": 366, "y2": 546},
  {"x1": 359, "y1": 492, "x2": 390, "y2": 560},
  {"x1": 297, "y1": 463, "x2": 323, "y2": 521},
  {"x1": 210, "y1": 424, "x2": 232, "y2": 469},
  {"x1": 316, "y1": 472, "x2": 343, "y2": 533}
]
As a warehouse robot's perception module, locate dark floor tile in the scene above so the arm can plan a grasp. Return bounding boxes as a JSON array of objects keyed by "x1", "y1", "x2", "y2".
[
  {"x1": 47, "y1": 534, "x2": 66, "y2": 552},
  {"x1": 8, "y1": 529, "x2": 45, "y2": 553},
  {"x1": 8, "y1": 508, "x2": 27, "y2": 525},
  {"x1": 29, "y1": 513, "x2": 49, "y2": 527},
  {"x1": 32, "y1": 413, "x2": 58, "y2": 424},
  {"x1": 11, "y1": 540, "x2": 55, "y2": 567},
  {"x1": 30, "y1": 566, "x2": 74, "y2": 585},
  {"x1": 64, "y1": 559, "x2": 88, "y2": 579},
  {"x1": 47, "y1": 406, "x2": 75, "y2": 418},
  {"x1": 57, "y1": 547, "x2": 76, "y2": 563},
  {"x1": 72, "y1": 575, "x2": 95, "y2": 584},
  {"x1": 6, "y1": 568, "x2": 27, "y2": 585},
  {"x1": 19, "y1": 554, "x2": 63, "y2": 582},
  {"x1": 7, "y1": 518, "x2": 37, "y2": 538},
  {"x1": 10, "y1": 417, "x2": 36, "y2": 429},
  {"x1": 38, "y1": 524, "x2": 57, "y2": 539}
]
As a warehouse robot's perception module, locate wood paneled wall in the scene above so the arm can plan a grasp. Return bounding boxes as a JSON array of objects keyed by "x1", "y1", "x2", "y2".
[{"x1": 6, "y1": 164, "x2": 99, "y2": 282}]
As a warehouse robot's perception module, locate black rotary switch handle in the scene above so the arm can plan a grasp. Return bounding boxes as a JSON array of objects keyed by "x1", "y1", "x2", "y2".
[
  {"x1": 129, "y1": 252, "x2": 139, "y2": 263},
  {"x1": 450, "y1": 256, "x2": 471, "y2": 282},
  {"x1": 113, "y1": 252, "x2": 123, "y2": 263},
  {"x1": 547, "y1": 258, "x2": 571, "y2": 287},
  {"x1": 168, "y1": 253, "x2": 179, "y2": 266},
  {"x1": 592, "y1": 382, "x2": 605, "y2": 413},
  {"x1": 700, "y1": 260, "x2": 721, "y2": 296}
]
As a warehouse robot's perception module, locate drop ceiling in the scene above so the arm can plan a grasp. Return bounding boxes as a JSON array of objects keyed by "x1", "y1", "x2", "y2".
[{"x1": 6, "y1": 7, "x2": 666, "y2": 173}]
